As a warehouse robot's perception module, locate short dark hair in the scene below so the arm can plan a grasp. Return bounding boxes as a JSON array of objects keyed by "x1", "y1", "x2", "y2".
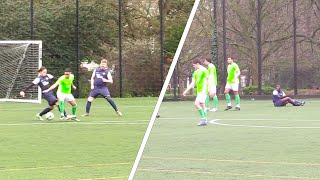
[
  {"x1": 38, "y1": 66, "x2": 47, "y2": 73},
  {"x1": 64, "y1": 68, "x2": 71, "y2": 72},
  {"x1": 192, "y1": 57, "x2": 203, "y2": 65}
]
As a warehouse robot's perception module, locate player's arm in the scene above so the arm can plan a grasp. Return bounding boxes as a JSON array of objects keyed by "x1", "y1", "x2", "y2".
[
  {"x1": 43, "y1": 76, "x2": 63, "y2": 93},
  {"x1": 235, "y1": 66, "x2": 241, "y2": 79},
  {"x1": 43, "y1": 81, "x2": 59, "y2": 93},
  {"x1": 279, "y1": 91, "x2": 288, "y2": 98},
  {"x1": 102, "y1": 72, "x2": 113, "y2": 83},
  {"x1": 90, "y1": 70, "x2": 96, "y2": 89},
  {"x1": 72, "y1": 83, "x2": 77, "y2": 90},
  {"x1": 183, "y1": 78, "x2": 195, "y2": 96},
  {"x1": 20, "y1": 77, "x2": 40, "y2": 97},
  {"x1": 20, "y1": 83, "x2": 35, "y2": 97}
]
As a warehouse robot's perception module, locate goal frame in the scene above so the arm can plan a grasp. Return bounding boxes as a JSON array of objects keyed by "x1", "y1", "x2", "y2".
[{"x1": 0, "y1": 40, "x2": 42, "y2": 104}]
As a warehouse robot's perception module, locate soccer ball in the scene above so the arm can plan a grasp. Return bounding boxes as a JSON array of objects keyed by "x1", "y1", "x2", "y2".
[{"x1": 45, "y1": 112, "x2": 54, "y2": 120}]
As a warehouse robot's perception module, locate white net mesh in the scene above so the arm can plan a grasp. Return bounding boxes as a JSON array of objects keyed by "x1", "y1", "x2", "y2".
[{"x1": 0, "y1": 41, "x2": 42, "y2": 103}]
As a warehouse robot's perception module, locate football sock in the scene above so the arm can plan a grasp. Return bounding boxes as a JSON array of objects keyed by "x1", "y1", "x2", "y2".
[
  {"x1": 225, "y1": 94, "x2": 231, "y2": 106},
  {"x1": 235, "y1": 94, "x2": 241, "y2": 107},
  {"x1": 198, "y1": 108, "x2": 205, "y2": 119},
  {"x1": 86, "y1": 101, "x2": 92, "y2": 113},
  {"x1": 39, "y1": 107, "x2": 52, "y2": 116},
  {"x1": 203, "y1": 108, "x2": 207, "y2": 120},
  {"x1": 72, "y1": 105, "x2": 77, "y2": 115},
  {"x1": 205, "y1": 95, "x2": 209, "y2": 109},
  {"x1": 106, "y1": 97, "x2": 118, "y2": 111},
  {"x1": 59, "y1": 101, "x2": 65, "y2": 115},
  {"x1": 57, "y1": 105, "x2": 67, "y2": 116},
  {"x1": 213, "y1": 95, "x2": 218, "y2": 108}
]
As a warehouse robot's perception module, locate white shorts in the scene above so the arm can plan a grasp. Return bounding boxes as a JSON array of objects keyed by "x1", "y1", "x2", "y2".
[
  {"x1": 209, "y1": 86, "x2": 217, "y2": 94},
  {"x1": 57, "y1": 92, "x2": 75, "y2": 102},
  {"x1": 225, "y1": 82, "x2": 239, "y2": 91},
  {"x1": 195, "y1": 93, "x2": 207, "y2": 103}
]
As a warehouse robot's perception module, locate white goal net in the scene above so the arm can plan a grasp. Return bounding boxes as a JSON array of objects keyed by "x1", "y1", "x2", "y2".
[{"x1": 0, "y1": 41, "x2": 42, "y2": 103}]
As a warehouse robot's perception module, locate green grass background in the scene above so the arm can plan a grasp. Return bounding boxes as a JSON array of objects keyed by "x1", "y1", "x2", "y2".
[
  {"x1": 135, "y1": 99, "x2": 320, "y2": 180},
  {"x1": 0, "y1": 97, "x2": 157, "y2": 180}
]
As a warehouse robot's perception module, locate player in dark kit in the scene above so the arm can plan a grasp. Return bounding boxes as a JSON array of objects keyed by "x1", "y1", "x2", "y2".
[
  {"x1": 82, "y1": 59, "x2": 122, "y2": 117},
  {"x1": 272, "y1": 84, "x2": 305, "y2": 107},
  {"x1": 20, "y1": 66, "x2": 67, "y2": 120}
]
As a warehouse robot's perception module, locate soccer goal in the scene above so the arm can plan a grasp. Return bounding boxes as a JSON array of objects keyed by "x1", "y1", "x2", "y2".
[{"x1": 0, "y1": 40, "x2": 42, "y2": 103}]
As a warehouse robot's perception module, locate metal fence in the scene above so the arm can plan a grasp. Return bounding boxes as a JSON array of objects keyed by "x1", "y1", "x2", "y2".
[{"x1": 0, "y1": 0, "x2": 169, "y2": 98}]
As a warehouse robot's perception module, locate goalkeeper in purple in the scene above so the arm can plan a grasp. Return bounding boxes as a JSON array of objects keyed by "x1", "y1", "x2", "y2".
[
  {"x1": 19, "y1": 66, "x2": 66, "y2": 121},
  {"x1": 82, "y1": 59, "x2": 122, "y2": 117}
]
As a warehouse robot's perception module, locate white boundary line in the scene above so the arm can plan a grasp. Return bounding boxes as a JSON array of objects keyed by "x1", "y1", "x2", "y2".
[
  {"x1": 0, "y1": 121, "x2": 148, "y2": 126},
  {"x1": 128, "y1": 1, "x2": 201, "y2": 179},
  {"x1": 0, "y1": 162, "x2": 130, "y2": 172},
  {"x1": 209, "y1": 119, "x2": 320, "y2": 129},
  {"x1": 0, "y1": 105, "x2": 155, "y2": 111}
]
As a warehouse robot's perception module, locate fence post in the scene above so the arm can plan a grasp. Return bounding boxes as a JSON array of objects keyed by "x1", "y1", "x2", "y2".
[{"x1": 118, "y1": 0, "x2": 123, "y2": 97}]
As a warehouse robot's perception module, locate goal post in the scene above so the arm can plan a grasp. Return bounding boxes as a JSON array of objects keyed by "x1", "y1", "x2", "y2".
[{"x1": 0, "y1": 40, "x2": 42, "y2": 103}]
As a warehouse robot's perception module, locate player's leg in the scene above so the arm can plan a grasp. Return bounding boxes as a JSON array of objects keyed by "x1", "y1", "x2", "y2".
[
  {"x1": 82, "y1": 89, "x2": 98, "y2": 116},
  {"x1": 232, "y1": 83, "x2": 240, "y2": 111},
  {"x1": 286, "y1": 97, "x2": 304, "y2": 106},
  {"x1": 274, "y1": 99, "x2": 287, "y2": 107},
  {"x1": 57, "y1": 92, "x2": 67, "y2": 119},
  {"x1": 66, "y1": 94, "x2": 80, "y2": 121},
  {"x1": 209, "y1": 86, "x2": 218, "y2": 111},
  {"x1": 102, "y1": 88, "x2": 122, "y2": 116},
  {"x1": 47, "y1": 93, "x2": 67, "y2": 117},
  {"x1": 195, "y1": 93, "x2": 207, "y2": 126},
  {"x1": 205, "y1": 95, "x2": 210, "y2": 110},
  {"x1": 224, "y1": 83, "x2": 232, "y2": 110},
  {"x1": 36, "y1": 93, "x2": 56, "y2": 120},
  {"x1": 82, "y1": 96, "x2": 94, "y2": 116}
]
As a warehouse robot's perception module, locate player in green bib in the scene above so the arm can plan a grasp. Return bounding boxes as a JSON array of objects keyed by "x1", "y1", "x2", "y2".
[
  {"x1": 183, "y1": 58, "x2": 208, "y2": 126},
  {"x1": 43, "y1": 68, "x2": 79, "y2": 121},
  {"x1": 224, "y1": 57, "x2": 241, "y2": 111},
  {"x1": 203, "y1": 58, "x2": 218, "y2": 111}
]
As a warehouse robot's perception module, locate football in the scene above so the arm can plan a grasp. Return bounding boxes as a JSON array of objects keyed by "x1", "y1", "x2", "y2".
[{"x1": 45, "y1": 112, "x2": 54, "y2": 120}]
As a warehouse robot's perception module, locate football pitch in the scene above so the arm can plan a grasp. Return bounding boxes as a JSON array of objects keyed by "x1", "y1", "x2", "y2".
[
  {"x1": 0, "y1": 97, "x2": 157, "y2": 180},
  {"x1": 135, "y1": 99, "x2": 320, "y2": 180}
]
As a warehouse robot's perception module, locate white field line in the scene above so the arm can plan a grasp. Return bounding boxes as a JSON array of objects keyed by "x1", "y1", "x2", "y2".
[
  {"x1": 0, "y1": 121, "x2": 148, "y2": 126},
  {"x1": 210, "y1": 119, "x2": 320, "y2": 129},
  {"x1": 127, "y1": 0, "x2": 201, "y2": 179},
  {"x1": 0, "y1": 162, "x2": 130, "y2": 172},
  {"x1": 0, "y1": 105, "x2": 155, "y2": 111}
]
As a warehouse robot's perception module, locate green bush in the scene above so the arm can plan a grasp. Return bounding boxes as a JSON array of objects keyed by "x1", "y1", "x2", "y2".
[{"x1": 242, "y1": 86, "x2": 274, "y2": 95}]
